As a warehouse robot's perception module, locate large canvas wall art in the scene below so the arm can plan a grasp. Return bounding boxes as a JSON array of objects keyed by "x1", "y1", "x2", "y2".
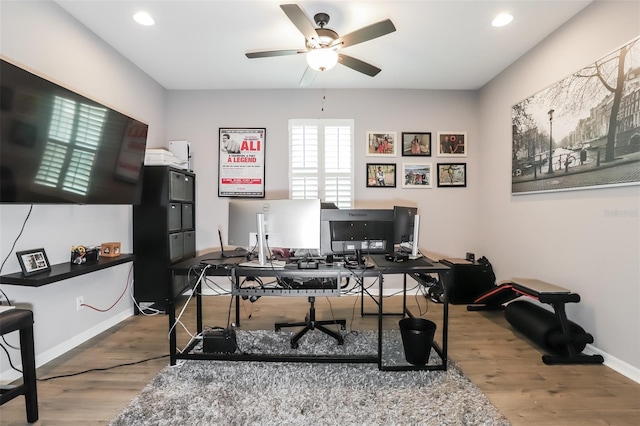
[{"x1": 511, "y1": 36, "x2": 640, "y2": 194}]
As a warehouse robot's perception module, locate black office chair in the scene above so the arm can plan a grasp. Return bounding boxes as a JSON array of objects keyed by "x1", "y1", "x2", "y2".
[{"x1": 275, "y1": 296, "x2": 346, "y2": 349}]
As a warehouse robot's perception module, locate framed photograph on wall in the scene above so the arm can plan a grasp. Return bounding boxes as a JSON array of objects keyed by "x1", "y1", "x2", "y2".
[
  {"x1": 218, "y1": 128, "x2": 266, "y2": 198},
  {"x1": 437, "y1": 132, "x2": 467, "y2": 157},
  {"x1": 401, "y1": 132, "x2": 431, "y2": 157},
  {"x1": 437, "y1": 163, "x2": 467, "y2": 187},
  {"x1": 366, "y1": 131, "x2": 397, "y2": 157},
  {"x1": 402, "y1": 162, "x2": 433, "y2": 188},
  {"x1": 16, "y1": 248, "x2": 51, "y2": 277},
  {"x1": 366, "y1": 163, "x2": 396, "y2": 187}
]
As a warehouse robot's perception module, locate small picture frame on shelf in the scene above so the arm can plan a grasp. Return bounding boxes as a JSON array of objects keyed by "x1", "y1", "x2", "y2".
[
  {"x1": 16, "y1": 248, "x2": 51, "y2": 277},
  {"x1": 366, "y1": 163, "x2": 396, "y2": 187}
]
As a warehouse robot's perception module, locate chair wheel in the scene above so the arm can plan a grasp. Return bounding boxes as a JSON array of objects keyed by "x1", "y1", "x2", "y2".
[
  {"x1": 291, "y1": 341, "x2": 299, "y2": 349},
  {"x1": 337, "y1": 338, "x2": 344, "y2": 345},
  {"x1": 340, "y1": 324, "x2": 346, "y2": 330}
]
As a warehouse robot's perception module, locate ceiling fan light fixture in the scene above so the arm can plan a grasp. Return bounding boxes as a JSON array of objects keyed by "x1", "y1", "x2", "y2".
[{"x1": 306, "y1": 48, "x2": 338, "y2": 71}]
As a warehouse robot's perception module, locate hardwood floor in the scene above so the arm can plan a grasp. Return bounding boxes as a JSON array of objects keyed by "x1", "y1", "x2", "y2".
[{"x1": 1, "y1": 294, "x2": 639, "y2": 425}]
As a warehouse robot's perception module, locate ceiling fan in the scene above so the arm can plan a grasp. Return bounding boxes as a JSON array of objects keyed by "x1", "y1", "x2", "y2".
[{"x1": 245, "y1": 4, "x2": 396, "y2": 86}]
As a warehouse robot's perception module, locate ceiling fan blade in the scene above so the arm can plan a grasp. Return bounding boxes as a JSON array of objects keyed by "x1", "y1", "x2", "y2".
[
  {"x1": 280, "y1": 4, "x2": 319, "y2": 44},
  {"x1": 338, "y1": 54, "x2": 381, "y2": 77},
  {"x1": 334, "y1": 19, "x2": 396, "y2": 49},
  {"x1": 246, "y1": 49, "x2": 306, "y2": 59},
  {"x1": 299, "y1": 66, "x2": 318, "y2": 87}
]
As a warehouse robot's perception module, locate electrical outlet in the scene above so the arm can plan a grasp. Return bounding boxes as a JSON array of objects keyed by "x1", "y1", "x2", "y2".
[{"x1": 76, "y1": 296, "x2": 84, "y2": 311}]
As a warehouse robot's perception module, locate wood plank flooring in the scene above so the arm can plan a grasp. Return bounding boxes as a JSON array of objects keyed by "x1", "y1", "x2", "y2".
[{"x1": 1, "y1": 294, "x2": 638, "y2": 425}]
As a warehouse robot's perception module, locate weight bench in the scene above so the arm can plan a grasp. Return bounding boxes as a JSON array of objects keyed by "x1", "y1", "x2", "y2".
[{"x1": 468, "y1": 278, "x2": 604, "y2": 365}]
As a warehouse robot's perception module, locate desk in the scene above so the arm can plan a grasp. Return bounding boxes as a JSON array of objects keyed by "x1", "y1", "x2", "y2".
[{"x1": 168, "y1": 252, "x2": 450, "y2": 371}]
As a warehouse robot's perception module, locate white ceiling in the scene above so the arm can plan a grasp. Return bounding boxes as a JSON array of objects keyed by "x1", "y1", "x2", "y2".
[{"x1": 54, "y1": 0, "x2": 593, "y2": 91}]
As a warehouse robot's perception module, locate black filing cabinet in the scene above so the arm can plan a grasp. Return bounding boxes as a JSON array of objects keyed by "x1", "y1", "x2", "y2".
[
  {"x1": 134, "y1": 166, "x2": 196, "y2": 311},
  {"x1": 440, "y1": 258, "x2": 495, "y2": 304}
]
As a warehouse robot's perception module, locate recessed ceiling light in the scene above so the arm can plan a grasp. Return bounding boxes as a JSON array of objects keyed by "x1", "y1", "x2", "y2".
[
  {"x1": 133, "y1": 11, "x2": 155, "y2": 26},
  {"x1": 492, "y1": 12, "x2": 513, "y2": 27}
]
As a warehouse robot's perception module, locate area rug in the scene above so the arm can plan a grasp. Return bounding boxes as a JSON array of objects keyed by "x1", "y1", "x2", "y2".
[{"x1": 110, "y1": 330, "x2": 509, "y2": 425}]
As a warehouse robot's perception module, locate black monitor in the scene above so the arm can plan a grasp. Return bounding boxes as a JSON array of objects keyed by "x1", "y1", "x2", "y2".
[
  {"x1": 392, "y1": 206, "x2": 420, "y2": 257},
  {"x1": 320, "y1": 208, "x2": 393, "y2": 256}
]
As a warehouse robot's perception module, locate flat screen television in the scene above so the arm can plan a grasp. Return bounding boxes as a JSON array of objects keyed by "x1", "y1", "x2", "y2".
[
  {"x1": 320, "y1": 208, "x2": 393, "y2": 256},
  {"x1": 0, "y1": 58, "x2": 148, "y2": 204}
]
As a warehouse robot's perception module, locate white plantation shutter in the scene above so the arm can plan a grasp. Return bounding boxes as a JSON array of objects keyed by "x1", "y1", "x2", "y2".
[
  {"x1": 36, "y1": 96, "x2": 106, "y2": 196},
  {"x1": 289, "y1": 119, "x2": 354, "y2": 208}
]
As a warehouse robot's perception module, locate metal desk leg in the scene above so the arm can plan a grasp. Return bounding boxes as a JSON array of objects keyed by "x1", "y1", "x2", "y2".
[
  {"x1": 168, "y1": 274, "x2": 178, "y2": 366},
  {"x1": 378, "y1": 272, "x2": 383, "y2": 370}
]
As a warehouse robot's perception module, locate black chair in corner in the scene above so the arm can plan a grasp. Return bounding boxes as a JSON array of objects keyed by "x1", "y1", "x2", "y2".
[
  {"x1": 0, "y1": 308, "x2": 38, "y2": 423},
  {"x1": 275, "y1": 296, "x2": 346, "y2": 349}
]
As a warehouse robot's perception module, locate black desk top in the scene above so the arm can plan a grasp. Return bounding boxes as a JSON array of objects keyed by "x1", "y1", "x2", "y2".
[{"x1": 171, "y1": 251, "x2": 449, "y2": 277}]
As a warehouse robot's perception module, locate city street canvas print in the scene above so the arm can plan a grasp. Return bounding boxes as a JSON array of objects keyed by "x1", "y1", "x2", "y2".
[{"x1": 511, "y1": 36, "x2": 640, "y2": 194}]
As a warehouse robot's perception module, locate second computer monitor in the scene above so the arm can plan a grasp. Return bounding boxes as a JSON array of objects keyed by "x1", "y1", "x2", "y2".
[
  {"x1": 392, "y1": 206, "x2": 419, "y2": 254},
  {"x1": 228, "y1": 199, "x2": 321, "y2": 250}
]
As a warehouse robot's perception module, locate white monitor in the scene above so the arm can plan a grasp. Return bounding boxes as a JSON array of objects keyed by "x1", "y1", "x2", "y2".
[{"x1": 228, "y1": 199, "x2": 321, "y2": 251}]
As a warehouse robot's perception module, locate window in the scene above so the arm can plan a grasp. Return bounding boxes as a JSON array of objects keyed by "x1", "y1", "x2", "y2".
[
  {"x1": 36, "y1": 96, "x2": 107, "y2": 196},
  {"x1": 289, "y1": 119, "x2": 354, "y2": 209}
]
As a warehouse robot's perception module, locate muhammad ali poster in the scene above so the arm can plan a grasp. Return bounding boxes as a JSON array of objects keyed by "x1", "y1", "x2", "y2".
[{"x1": 218, "y1": 128, "x2": 265, "y2": 197}]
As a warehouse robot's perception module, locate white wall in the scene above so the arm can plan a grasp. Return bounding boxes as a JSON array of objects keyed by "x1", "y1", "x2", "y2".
[
  {"x1": 478, "y1": 0, "x2": 640, "y2": 378},
  {"x1": 164, "y1": 89, "x2": 480, "y2": 258},
  {"x1": 0, "y1": 1, "x2": 166, "y2": 381}
]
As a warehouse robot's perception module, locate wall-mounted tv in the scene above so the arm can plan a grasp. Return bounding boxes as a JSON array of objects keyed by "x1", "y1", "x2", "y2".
[{"x1": 0, "y1": 58, "x2": 148, "y2": 204}]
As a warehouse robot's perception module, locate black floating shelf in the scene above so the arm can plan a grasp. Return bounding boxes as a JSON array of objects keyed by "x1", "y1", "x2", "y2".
[{"x1": 0, "y1": 254, "x2": 134, "y2": 287}]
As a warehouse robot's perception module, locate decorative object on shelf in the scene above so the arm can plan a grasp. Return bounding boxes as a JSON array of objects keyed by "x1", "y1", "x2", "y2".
[
  {"x1": 70, "y1": 245, "x2": 100, "y2": 265},
  {"x1": 366, "y1": 163, "x2": 396, "y2": 188},
  {"x1": 402, "y1": 162, "x2": 433, "y2": 188},
  {"x1": 511, "y1": 35, "x2": 640, "y2": 195},
  {"x1": 218, "y1": 128, "x2": 266, "y2": 198},
  {"x1": 437, "y1": 163, "x2": 467, "y2": 187},
  {"x1": 401, "y1": 132, "x2": 432, "y2": 157},
  {"x1": 16, "y1": 248, "x2": 51, "y2": 277},
  {"x1": 100, "y1": 242, "x2": 121, "y2": 258},
  {"x1": 366, "y1": 131, "x2": 397, "y2": 157},
  {"x1": 437, "y1": 132, "x2": 467, "y2": 157}
]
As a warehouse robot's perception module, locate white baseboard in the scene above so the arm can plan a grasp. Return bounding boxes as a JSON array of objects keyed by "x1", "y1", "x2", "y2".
[
  {"x1": 0, "y1": 308, "x2": 134, "y2": 384},
  {"x1": 583, "y1": 344, "x2": 640, "y2": 384}
]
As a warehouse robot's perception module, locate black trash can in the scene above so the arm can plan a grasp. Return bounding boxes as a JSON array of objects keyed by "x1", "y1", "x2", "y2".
[{"x1": 399, "y1": 317, "x2": 437, "y2": 365}]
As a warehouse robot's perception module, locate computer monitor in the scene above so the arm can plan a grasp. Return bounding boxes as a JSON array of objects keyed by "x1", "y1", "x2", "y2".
[
  {"x1": 392, "y1": 206, "x2": 421, "y2": 259},
  {"x1": 320, "y1": 208, "x2": 394, "y2": 256},
  {"x1": 228, "y1": 199, "x2": 321, "y2": 251}
]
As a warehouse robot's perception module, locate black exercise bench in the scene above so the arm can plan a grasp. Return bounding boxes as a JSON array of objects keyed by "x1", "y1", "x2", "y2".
[{"x1": 468, "y1": 278, "x2": 604, "y2": 365}]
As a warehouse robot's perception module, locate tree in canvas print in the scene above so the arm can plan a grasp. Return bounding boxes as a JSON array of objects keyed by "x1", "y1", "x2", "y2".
[{"x1": 511, "y1": 37, "x2": 640, "y2": 194}]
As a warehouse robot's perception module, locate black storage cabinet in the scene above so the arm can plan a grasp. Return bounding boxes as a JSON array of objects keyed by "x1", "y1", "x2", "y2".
[
  {"x1": 134, "y1": 166, "x2": 196, "y2": 311},
  {"x1": 440, "y1": 258, "x2": 495, "y2": 304}
]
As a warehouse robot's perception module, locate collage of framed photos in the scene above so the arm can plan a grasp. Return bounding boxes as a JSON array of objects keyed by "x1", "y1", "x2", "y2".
[{"x1": 365, "y1": 131, "x2": 467, "y2": 188}]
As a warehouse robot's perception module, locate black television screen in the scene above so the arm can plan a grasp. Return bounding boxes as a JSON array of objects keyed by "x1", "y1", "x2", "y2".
[{"x1": 0, "y1": 59, "x2": 148, "y2": 204}]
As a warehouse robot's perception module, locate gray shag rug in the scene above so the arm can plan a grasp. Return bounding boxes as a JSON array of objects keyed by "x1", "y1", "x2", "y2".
[{"x1": 110, "y1": 330, "x2": 510, "y2": 425}]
